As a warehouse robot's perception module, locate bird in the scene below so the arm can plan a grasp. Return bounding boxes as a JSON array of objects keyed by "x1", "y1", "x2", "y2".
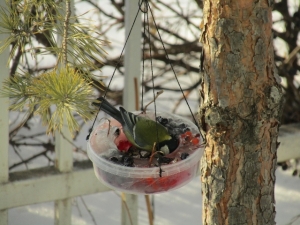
[{"x1": 95, "y1": 97, "x2": 179, "y2": 154}]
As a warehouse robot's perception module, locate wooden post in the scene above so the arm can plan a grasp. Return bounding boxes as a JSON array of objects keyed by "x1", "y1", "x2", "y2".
[
  {"x1": 121, "y1": 0, "x2": 141, "y2": 224},
  {"x1": 54, "y1": 0, "x2": 74, "y2": 224},
  {"x1": 0, "y1": 0, "x2": 10, "y2": 223},
  {"x1": 54, "y1": 127, "x2": 73, "y2": 225}
]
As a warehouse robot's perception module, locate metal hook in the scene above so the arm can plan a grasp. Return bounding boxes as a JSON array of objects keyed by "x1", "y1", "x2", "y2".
[{"x1": 139, "y1": 0, "x2": 148, "y2": 13}]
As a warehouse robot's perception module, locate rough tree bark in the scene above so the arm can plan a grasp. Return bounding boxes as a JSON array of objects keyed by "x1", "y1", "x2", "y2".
[{"x1": 199, "y1": 1, "x2": 283, "y2": 224}]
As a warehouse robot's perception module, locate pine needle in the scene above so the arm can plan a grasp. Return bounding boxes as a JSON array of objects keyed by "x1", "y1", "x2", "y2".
[{"x1": 32, "y1": 67, "x2": 96, "y2": 134}]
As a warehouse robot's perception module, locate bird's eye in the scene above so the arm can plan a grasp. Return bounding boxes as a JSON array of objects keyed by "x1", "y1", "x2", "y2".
[{"x1": 114, "y1": 128, "x2": 121, "y2": 137}]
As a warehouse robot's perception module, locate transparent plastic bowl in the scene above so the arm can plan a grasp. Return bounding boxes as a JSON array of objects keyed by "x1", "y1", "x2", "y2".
[{"x1": 87, "y1": 111, "x2": 204, "y2": 194}]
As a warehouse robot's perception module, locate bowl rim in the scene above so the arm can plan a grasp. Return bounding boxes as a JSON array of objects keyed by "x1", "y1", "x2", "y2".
[
  {"x1": 87, "y1": 141, "x2": 203, "y2": 178},
  {"x1": 87, "y1": 111, "x2": 204, "y2": 178}
]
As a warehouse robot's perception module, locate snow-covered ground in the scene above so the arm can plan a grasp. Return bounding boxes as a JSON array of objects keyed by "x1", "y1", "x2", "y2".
[
  {"x1": 8, "y1": 167, "x2": 300, "y2": 225},
  {"x1": 5, "y1": 1, "x2": 300, "y2": 224},
  {"x1": 7, "y1": 114, "x2": 300, "y2": 225}
]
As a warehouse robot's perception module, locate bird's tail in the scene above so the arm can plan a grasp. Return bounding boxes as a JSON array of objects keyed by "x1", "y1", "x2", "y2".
[{"x1": 96, "y1": 97, "x2": 124, "y2": 124}]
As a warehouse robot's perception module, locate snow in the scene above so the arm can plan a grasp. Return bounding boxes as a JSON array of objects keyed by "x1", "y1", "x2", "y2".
[
  {"x1": 7, "y1": 115, "x2": 300, "y2": 224},
  {"x1": 8, "y1": 113, "x2": 300, "y2": 224},
  {"x1": 8, "y1": 168, "x2": 300, "y2": 225},
  {"x1": 5, "y1": 0, "x2": 300, "y2": 224}
]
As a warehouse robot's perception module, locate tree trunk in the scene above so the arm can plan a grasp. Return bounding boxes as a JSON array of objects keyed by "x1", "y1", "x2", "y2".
[{"x1": 199, "y1": 1, "x2": 283, "y2": 224}]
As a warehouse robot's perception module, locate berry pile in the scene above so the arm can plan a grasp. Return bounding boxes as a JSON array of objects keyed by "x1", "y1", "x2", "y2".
[
  {"x1": 110, "y1": 155, "x2": 134, "y2": 167},
  {"x1": 156, "y1": 116, "x2": 190, "y2": 136},
  {"x1": 106, "y1": 114, "x2": 201, "y2": 168},
  {"x1": 157, "y1": 116, "x2": 200, "y2": 146}
]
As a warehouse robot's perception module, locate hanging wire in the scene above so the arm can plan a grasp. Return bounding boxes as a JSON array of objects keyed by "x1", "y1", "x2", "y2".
[
  {"x1": 145, "y1": 1, "x2": 160, "y2": 150},
  {"x1": 86, "y1": 1, "x2": 143, "y2": 140},
  {"x1": 139, "y1": 0, "x2": 148, "y2": 13},
  {"x1": 146, "y1": 5, "x2": 201, "y2": 131},
  {"x1": 87, "y1": 0, "x2": 203, "y2": 141},
  {"x1": 140, "y1": 0, "x2": 148, "y2": 111}
]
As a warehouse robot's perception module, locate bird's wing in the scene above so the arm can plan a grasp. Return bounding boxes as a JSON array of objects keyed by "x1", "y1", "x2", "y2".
[
  {"x1": 119, "y1": 107, "x2": 144, "y2": 147},
  {"x1": 119, "y1": 107, "x2": 171, "y2": 150},
  {"x1": 119, "y1": 107, "x2": 138, "y2": 134},
  {"x1": 134, "y1": 119, "x2": 171, "y2": 149}
]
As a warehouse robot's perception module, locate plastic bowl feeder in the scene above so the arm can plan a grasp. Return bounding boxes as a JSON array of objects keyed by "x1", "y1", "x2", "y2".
[{"x1": 87, "y1": 111, "x2": 204, "y2": 194}]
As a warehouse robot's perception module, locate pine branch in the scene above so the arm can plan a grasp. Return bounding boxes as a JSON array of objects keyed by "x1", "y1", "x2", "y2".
[{"x1": 63, "y1": 0, "x2": 71, "y2": 65}]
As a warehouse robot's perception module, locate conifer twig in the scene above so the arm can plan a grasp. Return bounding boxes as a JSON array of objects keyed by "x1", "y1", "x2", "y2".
[
  {"x1": 145, "y1": 195, "x2": 154, "y2": 225},
  {"x1": 63, "y1": 0, "x2": 71, "y2": 65},
  {"x1": 80, "y1": 196, "x2": 98, "y2": 225},
  {"x1": 143, "y1": 90, "x2": 164, "y2": 112}
]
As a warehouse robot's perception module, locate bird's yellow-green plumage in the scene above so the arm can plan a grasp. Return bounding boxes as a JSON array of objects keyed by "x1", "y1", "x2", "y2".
[
  {"x1": 119, "y1": 108, "x2": 172, "y2": 151},
  {"x1": 130, "y1": 117, "x2": 171, "y2": 150},
  {"x1": 97, "y1": 97, "x2": 172, "y2": 151}
]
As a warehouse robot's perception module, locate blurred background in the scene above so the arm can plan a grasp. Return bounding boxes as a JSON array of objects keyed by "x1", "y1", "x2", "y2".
[{"x1": 1, "y1": 0, "x2": 300, "y2": 224}]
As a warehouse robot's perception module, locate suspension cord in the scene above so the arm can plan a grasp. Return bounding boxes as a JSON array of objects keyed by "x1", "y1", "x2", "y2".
[
  {"x1": 144, "y1": 1, "x2": 160, "y2": 149},
  {"x1": 147, "y1": 5, "x2": 201, "y2": 131},
  {"x1": 86, "y1": 1, "x2": 143, "y2": 140},
  {"x1": 141, "y1": 0, "x2": 147, "y2": 111},
  {"x1": 88, "y1": 0, "x2": 202, "y2": 141}
]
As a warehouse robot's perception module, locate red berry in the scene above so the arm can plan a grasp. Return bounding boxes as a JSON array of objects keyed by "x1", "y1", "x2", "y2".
[
  {"x1": 185, "y1": 131, "x2": 192, "y2": 137},
  {"x1": 191, "y1": 137, "x2": 199, "y2": 145}
]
